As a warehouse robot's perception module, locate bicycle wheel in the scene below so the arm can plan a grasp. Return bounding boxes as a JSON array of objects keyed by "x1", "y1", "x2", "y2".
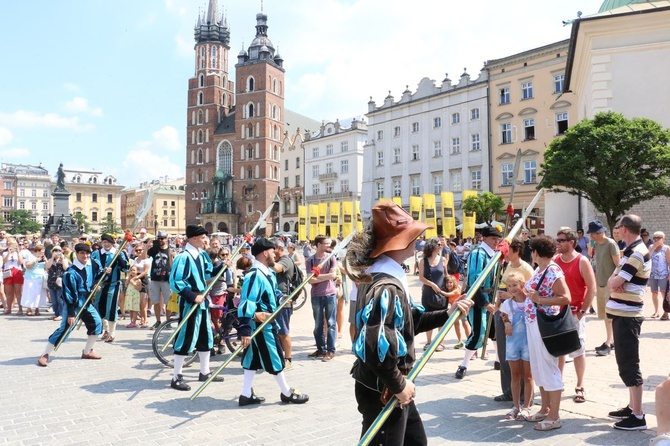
[
  {"x1": 221, "y1": 313, "x2": 240, "y2": 353},
  {"x1": 293, "y1": 288, "x2": 308, "y2": 310},
  {"x1": 152, "y1": 319, "x2": 198, "y2": 367}
]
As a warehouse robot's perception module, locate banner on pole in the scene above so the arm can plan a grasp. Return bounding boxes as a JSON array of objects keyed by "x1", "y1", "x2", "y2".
[
  {"x1": 318, "y1": 202, "x2": 328, "y2": 235},
  {"x1": 342, "y1": 201, "x2": 354, "y2": 236},
  {"x1": 461, "y1": 190, "x2": 478, "y2": 239},
  {"x1": 355, "y1": 201, "x2": 363, "y2": 232},
  {"x1": 441, "y1": 192, "x2": 456, "y2": 238},
  {"x1": 298, "y1": 205, "x2": 307, "y2": 241},
  {"x1": 329, "y1": 202, "x2": 340, "y2": 236},
  {"x1": 423, "y1": 193, "x2": 437, "y2": 238},
  {"x1": 309, "y1": 203, "x2": 318, "y2": 239}
]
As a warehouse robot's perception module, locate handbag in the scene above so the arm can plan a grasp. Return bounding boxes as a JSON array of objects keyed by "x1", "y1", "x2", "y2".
[
  {"x1": 2, "y1": 269, "x2": 10, "y2": 279},
  {"x1": 663, "y1": 279, "x2": 670, "y2": 313},
  {"x1": 534, "y1": 266, "x2": 581, "y2": 357}
]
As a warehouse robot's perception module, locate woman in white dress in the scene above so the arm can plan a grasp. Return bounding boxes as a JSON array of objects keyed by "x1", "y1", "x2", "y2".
[{"x1": 23, "y1": 244, "x2": 48, "y2": 316}]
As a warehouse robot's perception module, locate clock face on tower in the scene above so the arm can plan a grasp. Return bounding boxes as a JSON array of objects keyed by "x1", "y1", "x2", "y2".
[{"x1": 250, "y1": 49, "x2": 258, "y2": 59}]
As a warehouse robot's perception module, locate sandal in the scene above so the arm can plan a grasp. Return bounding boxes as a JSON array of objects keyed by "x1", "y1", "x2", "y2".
[
  {"x1": 423, "y1": 343, "x2": 429, "y2": 351},
  {"x1": 26, "y1": 310, "x2": 34, "y2": 316},
  {"x1": 35, "y1": 309, "x2": 41, "y2": 316},
  {"x1": 662, "y1": 313, "x2": 669, "y2": 321},
  {"x1": 526, "y1": 412, "x2": 549, "y2": 422},
  {"x1": 435, "y1": 344, "x2": 445, "y2": 352},
  {"x1": 506, "y1": 407, "x2": 520, "y2": 420},
  {"x1": 534, "y1": 419, "x2": 562, "y2": 431},
  {"x1": 517, "y1": 407, "x2": 531, "y2": 421},
  {"x1": 651, "y1": 313, "x2": 659, "y2": 318},
  {"x1": 574, "y1": 387, "x2": 586, "y2": 403}
]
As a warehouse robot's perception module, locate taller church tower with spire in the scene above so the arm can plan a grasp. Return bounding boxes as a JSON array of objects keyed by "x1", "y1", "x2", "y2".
[{"x1": 184, "y1": 2, "x2": 284, "y2": 235}]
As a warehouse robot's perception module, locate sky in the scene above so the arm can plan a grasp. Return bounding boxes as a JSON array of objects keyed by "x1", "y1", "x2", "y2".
[{"x1": 0, "y1": 0, "x2": 600, "y2": 189}]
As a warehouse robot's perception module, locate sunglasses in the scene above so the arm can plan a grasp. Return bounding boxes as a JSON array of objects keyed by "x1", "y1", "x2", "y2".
[{"x1": 556, "y1": 239, "x2": 568, "y2": 243}]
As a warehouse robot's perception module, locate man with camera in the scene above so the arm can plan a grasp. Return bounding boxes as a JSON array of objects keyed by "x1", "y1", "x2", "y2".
[{"x1": 147, "y1": 230, "x2": 175, "y2": 329}]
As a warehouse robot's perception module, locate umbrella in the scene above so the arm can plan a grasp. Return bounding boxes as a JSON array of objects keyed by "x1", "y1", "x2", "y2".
[{"x1": 211, "y1": 232, "x2": 230, "y2": 237}]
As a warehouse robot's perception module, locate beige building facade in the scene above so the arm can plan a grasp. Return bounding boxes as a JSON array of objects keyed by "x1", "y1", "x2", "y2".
[
  {"x1": 63, "y1": 169, "x2": 123, "y2": 235},
  {"x1": 121, "y1": 178, "x2": 186, "y2": 236},
  {"x1": 486, "y1": 40, "x2": 576, "y2": 233}
]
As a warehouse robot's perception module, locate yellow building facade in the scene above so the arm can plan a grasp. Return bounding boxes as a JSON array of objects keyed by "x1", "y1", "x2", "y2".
[{"x1": 63, "y1": 169, "x2": 123, "y2": 235}]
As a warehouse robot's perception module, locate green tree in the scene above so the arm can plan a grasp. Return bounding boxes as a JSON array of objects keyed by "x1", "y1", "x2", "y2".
[
  {"x1": 541, "y1": 112, "x2": 670, "y2": 231},
  {"x1": 73, "y1": 212, "x2": 91, "y2": 234},
  {"x1": 461, "y1": 191, "x2": 505, "y2": 224},
  {"x1": 6, "y1": 210, "x2": 42, "y2": 235},
  {"x1": 99, "y1": 215, "x2": 120, "y2": 235}
]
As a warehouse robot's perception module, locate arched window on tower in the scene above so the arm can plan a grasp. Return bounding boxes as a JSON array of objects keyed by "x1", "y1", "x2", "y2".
[
  {"x1": 247, "y1": 124, "x2": 253, "y2": 138},
  {"x1": 222, "y1": 93, "x2": 226, "y2": 106},
  {"x1": 198, "y1": 170, "x2": 203, "y2": 183},
  {"x1": 274, "y1": 166, "x2": 278, "y2": 180},
  {"x1": 217, "y1": 141, "x2": 232, "y2": 175},
  {"x1": 247, "y1": 167, "x2": 253, "y2": 179},
  {"x1": 199, "y1": 74, "x2": 204, "y2": 88},
  {"x1": 273, "y1": 125, "x2": 279, "y2": 140},
  {"x1": 197, "y1": 110, "x2": 203, "y2": 125},
  {"x1": 222, "y1": 75, "x2": 226, "y2": 88},
  {"x1": 247, "y1": 103, "x2": 254, "y2": 118},
  {"x1": 247, "y1": 76, "x2": 255, "y2": 92},
  {"x1": 198, "y1": 92, "x2": 203, "y2": 105},
  {"x1": 197, "y1": 148, "x2": 203, "y2": 164},
  {"x1": 273, "y1": 78, "x2": 277, "y2": 93},
  {"x1": 247, "y1": 144, "x2": 254, "y2": 160},
  {"x1": 211, "y1": 46, "x2": 217, "y2": 69},
  {"x1": 197, "y1": 130, "x2": 204, "y2": 144},
  {"x1": 274, "y1": 145, "x2": 279, "y2": 160},
  {"x1": 271, "y1": 104, "x2": 277, "y2": 120}
]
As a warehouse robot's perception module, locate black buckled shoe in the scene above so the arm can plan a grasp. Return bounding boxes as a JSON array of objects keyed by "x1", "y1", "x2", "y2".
[
  {"x1": 280, "y1": 387, "x2": 309, "y2": 404},
  {"x1": 171, "y1": 374, "x2": 191, "y2": 391},
  {"x1": 239, "y1": 388, "x2": 265, "y2": 406},
  {"x1": 455, "y1": 366, "x2": 467, "y2": 379},
  {"x1": 199, "y1": 372, "x2": 224, "y2": 382}
]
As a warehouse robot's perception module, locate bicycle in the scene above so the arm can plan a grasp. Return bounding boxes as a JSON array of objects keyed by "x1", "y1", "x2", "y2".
[
  {"x1": 292, "y1": 287, "x2": 308, "y2": 310},
  {"x1": 152, "y1": 303, "x2": 240, "y2": 367}
]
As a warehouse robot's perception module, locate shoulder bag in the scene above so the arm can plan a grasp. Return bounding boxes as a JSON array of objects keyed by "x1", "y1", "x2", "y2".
[{"x1": 534, "y1": 266, "x2": 581, "y2": 357}]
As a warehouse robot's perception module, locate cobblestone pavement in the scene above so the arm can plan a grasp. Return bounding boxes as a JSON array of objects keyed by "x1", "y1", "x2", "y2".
[{"x1": 0, "y1": 274, "x2": 666, "y2": 445}]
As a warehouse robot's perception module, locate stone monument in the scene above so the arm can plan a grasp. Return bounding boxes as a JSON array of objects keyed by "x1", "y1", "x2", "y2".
[{"x1": 43, "y1": 163, "x2": 81, "y2": 238}]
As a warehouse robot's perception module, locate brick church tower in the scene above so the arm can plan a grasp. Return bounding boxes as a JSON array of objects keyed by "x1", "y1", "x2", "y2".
[
  {"x1": 234, "y1": 10, "x2": 284, "y2": 234},
  {"x1": 184, "y1": 2, "x2": 283, "y2": 235}
]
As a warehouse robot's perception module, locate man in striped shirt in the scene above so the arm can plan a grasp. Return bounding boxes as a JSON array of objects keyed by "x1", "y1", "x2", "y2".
[{"x1": 606, "y1": 214, "x2": 650, "y2": 431}]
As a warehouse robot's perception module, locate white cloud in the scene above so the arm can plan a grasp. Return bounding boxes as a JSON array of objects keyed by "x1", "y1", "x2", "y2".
[
  {"x1": 0, "y1": 148, "x2": 30, "y2": 158},
  {"x1": 0, "y1": 127, "x2": 13, "y2": 146},
  {"x1": 136, "y1": 126, "x2": 182, "y2": 152},
  {"x1": 62, "y1": 83, "x2": 81, "y2": 93},
  {"x1": 174, "y1": 32, "x2": 194, "y2": 58},
  {"x1": 121, "y1": 149, "x2": 183, "y2": 184},
  {"x1": 64, "y1": 97, "x2": 103, "y2": 117},
  {"x1": 0, "y1": 110, "x2": 94, "y2": 132}
]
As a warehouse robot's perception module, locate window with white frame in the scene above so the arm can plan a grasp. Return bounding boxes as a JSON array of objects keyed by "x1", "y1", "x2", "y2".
[
  {"x1": 433, "y1": 140, "x2": 442, "y2": 157},
  {"x1": 394, "y1": 126, "x2": 401, "y2": 137},
  {"x1": 325, "y1": 162, "x2": 333, "y2": 174},
  {"x1": 412, "y1": 122, "x2": 419, "y2": 133},
  {"x1": 393, "y1": 178, "x2": 401, "y2": 197},
  {"x1": 19, "y1": 201, "x2": 25, "y2": 209},
  {"x1": 433, "y1": 174, "x2": 443, "y2": 194},
  {"x1": 524, "y1": 160, "x2": 537, "y2": 184},
  {"x1": 376, "y1": 182, "x2": 384, "y2": 199},
  {"x1": 341, "y1": 179, "x2": 349, "y2": 192},
  {"x1": 471, "y1": 133, "x2": 481, "y2": 151},
  {"x1": 452, "y1": 113, "x2": 460, "y2": 124},
  {"x1": 312, "y1": 165, "x2": 319, "y2": 178},
  {"x1": 411, "y1": 176, "x2": 421, "y2": 195},
  {"x1": 312, "y1": 147, "x2": 319, "y2": 158},
  {"x1": 295, "y1": 175, "x2": 300, "y2": 187},
  {"x1": 501, "y1": 163, "x2": 514, "y2": 186},
  {"x1": 471, "y1": 108, "x2": 480, "y2": 120},
  {"x1": 341, "y1": 141, "x2": 348, "y2": 152},
  {"x1": 341, "y1": 159, "x2": 349, "y2": 173},
  {"x1": 524, "y1": 118, "x2": 535, "y2": 140},
  {"x1": 312, "y1": 183, "x2": 320, "y2": 196},
  {"x1": 43, "y1": 202, "x2": 49, "y2": 210},
  {"x1": 393, "y1": 147, "x2": 401, "y2": 163},
  {"x1": 500, "y1": 86, "x2": 510, "y2": 104},
  {"x1": 3, "y1": 197, "x2": 12, "y2": 207},
  {"x1": 377, "y1": 130, "x2": 384, "y2": 140},
  {"x1": 411, "y1": 145, "x2": 420, "y2": 161},
  {"x1": 325, "y1": 182, "x2": 334, "y2": 194},
  {"x1": 377, "y1": 151, "x2": 384, "y2": 166},
  {"x1": 554, "y1": 74, "x2": 565, "y2": 94},
  {"x1": 522, "y1": 81, "x2": 533, "y2": 100},
  {"x1": 284, "y1": 176, "x2": 289, "y2": 188},
  {"x1": 556, "y1": 112, "x2": 569, "y2": 135},
  {"x1": 285, "y1": 159, "x2": 289, "y2": 171},
  {"x1": 471, "y1": 169, "x2": 482, "y2": 190},
  {"x1": 326, "y1": 144, "x2": 333, "y2": 156},
  {"x1": 451, "y1": 171, "x2": 462, "y2": 192},
  {"x1": 434, "y1": 117, "x2": 442, "y2": 128},
  {"x1": 501, "y1": 123, "x2": 512, "y2": 144},
  {"x1": 451, "y1": 137, "x2": 460, "y2": 154}
]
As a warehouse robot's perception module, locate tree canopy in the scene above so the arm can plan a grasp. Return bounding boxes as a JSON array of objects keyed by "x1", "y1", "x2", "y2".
[
  {"x1": 461, "y1": 191, "x2": 505, "y2": 224},
  {"x1": 73, "y1": 212, "x2": 91, "y2": 234},
  {"x1": 99, "y1": 215, "x2": 120, "y2": 235},
  {"x1": 541, "y1": 112, "x2": 670, "y2": 231},
  {"x1": 6, "y1": 210, "x2": 43, "y2": 235}
]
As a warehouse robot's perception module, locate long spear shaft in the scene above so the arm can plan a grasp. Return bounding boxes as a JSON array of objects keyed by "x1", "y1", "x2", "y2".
[
  {"x1": 190, "y1": 230, "x2": 356, "y2": 401},
  {"x1": 358, "y1": 188, "x2": 544, "y2": 446},
  {"x1": 160, "y1": 203, "x2": 275, "y2": 352}
]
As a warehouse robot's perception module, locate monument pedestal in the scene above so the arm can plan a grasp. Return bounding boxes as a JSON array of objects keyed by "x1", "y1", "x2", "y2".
[{"x1": 43, "y1": 189, "x2": 81, "y2": 238}]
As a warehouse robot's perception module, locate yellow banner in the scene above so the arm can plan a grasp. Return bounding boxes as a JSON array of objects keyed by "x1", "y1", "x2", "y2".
[
  {"x1": 298, "y1": 205, "x2": 307, "y2": 241},
  {"x1": 423, "y1": 194, "x2": 437, "y2": 238},
  {"x1": 461, "y1": 190, "x2": 478, "y2": 239},
  {"x1": 342, "y1": 201, "x2": 354, "y2": 236},
  {"x1": 378, "y1": 197, "x2": 390, "y2": 204},
  {"x1": 355, "y1": 201, "x2": 363, "y2": 232},
  {"x1": 392, "y1": 196, "x2": 402, "y2": 207},
  {"x1": 309, "y1": 203, "x2": 319, "y2": 239},
  {"x1": 329, "y1": 202, "x2": 340, "y2": 237},
  {"x1": 440, "y1": 192, "x2": 456, "y2": 238},
  {"x1": 409, "y1": 196, "x2": 422, "y2": 223},
  {"x1": 318, "y1": 202, "x2": 328, "y2": 235}
]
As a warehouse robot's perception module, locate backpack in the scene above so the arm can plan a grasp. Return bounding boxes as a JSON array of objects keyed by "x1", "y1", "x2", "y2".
[
  {"x1": 446, "y1": 249, "x2": 462, "y2": 275},
  {"x1": 288, "y1": 256, "x2": 304, "y2": 294}
]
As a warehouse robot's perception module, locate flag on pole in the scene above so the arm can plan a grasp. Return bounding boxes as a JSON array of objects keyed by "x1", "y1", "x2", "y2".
[
  {"x1": 461, "y1": 190, "x2": 478, "y2": 239},
  {"x1": 309, "y1": 203, "x2": 318, "y2": 239},
  {"x1": 298, "y1": 205, "x2": 307, "y2": 241},
  {"x1": 342, "y1": 201, "x2": 354, "y2": 235},
  {"x1": 423, "y1": 193, "x2": 437, "y2": 238},
  {"x1": 355, "y1": 201, "x2": 363, "y2": 232},
  {"x1": 392, "y1": 196, "x2": 402, "y2": 207},
  {"x1": 441, "y1": 192, "x2": 456, "y2": 238},
  {"x1": 318, "y1": 202, "x2": 328, "y2": 235},
  {"x1": 409, "y1": 196, "x2": 422, "y2": 222},
  {"x1": 329, "y1": 202, "x2": 340, "y2": 236}
]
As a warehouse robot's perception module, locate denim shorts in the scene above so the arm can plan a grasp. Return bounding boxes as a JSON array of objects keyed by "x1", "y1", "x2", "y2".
[
  {"x1": 506, "y1": 313, "x2": 529, "y2": 362},
  {"x1": 276, "y1": 306, "x2": 293, "y2": 335},
  {"x1": 649, "y1": 277, "x2": 668, "y2": 293}
]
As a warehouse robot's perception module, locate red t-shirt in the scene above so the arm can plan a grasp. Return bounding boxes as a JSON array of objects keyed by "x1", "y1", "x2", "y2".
[{"x1": 554, "y1": 254, "x2": 586, "y2": 314}]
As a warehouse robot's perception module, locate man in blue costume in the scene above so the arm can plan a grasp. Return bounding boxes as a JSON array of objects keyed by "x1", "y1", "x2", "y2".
[
  {"x1": 169, "y1": 225, "x2": 224, "y2": 391},
  {"x1": 455, "y1": 225, "x2": 502, "y2": 379},
  {"x1": 37, "y1": 243, "x2": 105, "y2": 366},
  {"x1": 237, "y1": 237, "x2": 309, "y2": 406},
  {"x1": 92, "y1": 233, "x2": 129, "y2": 343}
]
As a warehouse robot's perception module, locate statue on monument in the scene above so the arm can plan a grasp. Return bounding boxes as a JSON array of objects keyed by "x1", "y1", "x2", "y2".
[{"x1": 56, "y1": 163, "x2": 66, "y2": 191}]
